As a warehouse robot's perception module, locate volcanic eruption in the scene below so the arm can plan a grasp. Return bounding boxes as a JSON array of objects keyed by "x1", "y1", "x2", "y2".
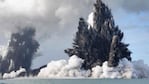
[
  {"x1": 0, "y1": 27, "x2": 39, "y2": 75},
  {"x1": 65, "y1": 0, "x2": 131, "y2": 69},
  {"x1": 1, "y1": 0, "x2": 149, "y2": 79}
]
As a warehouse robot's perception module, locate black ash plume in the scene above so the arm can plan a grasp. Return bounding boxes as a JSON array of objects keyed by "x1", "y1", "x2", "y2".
[
  {"x1": 0, "y1": 27, "x2": 39, "y2": 74},
  {"x1": 65, "y1": 0, "x2": 131, "y2": 70}
]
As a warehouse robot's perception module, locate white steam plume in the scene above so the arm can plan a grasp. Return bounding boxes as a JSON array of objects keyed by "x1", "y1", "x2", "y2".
[
  {"x1": 1, "y1": 55, "x2": 149, "y2": 79},
  {"x1": 37, "y1": 55, "x2": 149, "y2": 79},
  {"x1": 87, "y1": 12, "x2": 94, "y2": 29},
  {"x1": 37, "y1": 56, "x2": 90, "y2": 78},
  {"x1": 0, "y1": 46, "x2": 8, "y2": 59},
  {"x1": 2, "y1": 67, "x2": 26, "y2": 79}
]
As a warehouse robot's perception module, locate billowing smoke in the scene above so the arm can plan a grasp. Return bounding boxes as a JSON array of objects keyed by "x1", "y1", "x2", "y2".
[
  {"x1": 38, "y1": 55, "x2": 90, "y2": 78},
  {"x1": 0, "y1": 27, "x2": 39, "y2": 74},
  {"x1": 37, "y1": 55, "x2": 149, "y2": 79},
  {"x1": 1, "y1": 55, "x2": 149, "y2": 79}
]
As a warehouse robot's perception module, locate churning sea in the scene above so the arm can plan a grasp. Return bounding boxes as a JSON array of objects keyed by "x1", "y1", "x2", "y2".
[{"x1": 0, "y1": 78, "x2": 149, "y2": 84}]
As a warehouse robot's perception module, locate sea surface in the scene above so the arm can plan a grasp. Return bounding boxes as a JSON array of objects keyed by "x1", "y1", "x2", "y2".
[{"x1": 0, "y1": 78, "x2": 149, "y2": 84}]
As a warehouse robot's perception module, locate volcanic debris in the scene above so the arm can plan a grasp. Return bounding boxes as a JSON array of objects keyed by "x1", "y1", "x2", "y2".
[{"x1": 65, "y1": 0, "x2": 131, "y2": 69}]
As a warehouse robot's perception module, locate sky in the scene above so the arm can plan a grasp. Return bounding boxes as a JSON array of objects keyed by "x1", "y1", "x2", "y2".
[{"x1": 0, "y1": 0, "x2": 148, "y2": 69}]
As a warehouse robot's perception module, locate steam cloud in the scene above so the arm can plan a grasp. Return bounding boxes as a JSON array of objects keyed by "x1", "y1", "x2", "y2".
[
  {"x1": 37, "y1": 56, "x2": 149, "y2": 79},
  {"x1": 1, "y1": 55, "x2": 149, "y2": 79}
]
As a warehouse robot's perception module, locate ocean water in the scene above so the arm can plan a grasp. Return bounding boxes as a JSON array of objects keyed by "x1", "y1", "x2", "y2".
[{"x1": 0, "y1": 78, "x2": 149, "y2": 84}]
